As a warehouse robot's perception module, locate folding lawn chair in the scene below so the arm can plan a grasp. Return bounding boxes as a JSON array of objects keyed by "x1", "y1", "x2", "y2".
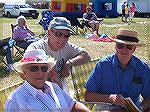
[
  {"x1": 63, "y1": 14, "x2": 84, "y2": 35},
  {"x1": 0, "y1": 37, "x2": 15, "y2": 68},
  {"x1": 11, "y1": 24, "x2": 27, "y2": 58},
  {"x1": 68, "y1": 59, "x2": 128, "y2": 111},
  {"x1": 39, "y1": 10, "x2": 54, "y2": 37},
  {"x1": 81, "y1": 18, "x2": 104, "y2": 35}
]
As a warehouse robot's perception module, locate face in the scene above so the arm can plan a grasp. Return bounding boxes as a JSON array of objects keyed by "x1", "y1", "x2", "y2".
[
  {"x1": 48, "y1": 29, "x2": 70, "y2": 51},
  {"x1": 18, "y1": 18, "x2": 26, "y2": 27},
  {"x1": 115, "y1": 43, "x2": 136, "y2": 65},
  {"x1": 86, "y1": 8, "x2": 92, "y2": 13},
  {"x1": 22, "y1": 63, "x2": 49, "y2": 90}
]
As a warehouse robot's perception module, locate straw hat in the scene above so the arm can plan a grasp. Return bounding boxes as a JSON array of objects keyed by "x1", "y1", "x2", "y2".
[
  {"x1": 13, "y1": 49, "x2": 56, "y2": 74},
  {"x1": 109, "y1": 28, "x2": 144, "y2": 46}
]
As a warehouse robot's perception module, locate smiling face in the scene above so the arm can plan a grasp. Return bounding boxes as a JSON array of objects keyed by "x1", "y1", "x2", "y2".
[
  {"x1": 115, "y1": 43, "x2": 136, "y2": 67},
  {"x1": 22, "y1": 63, "x2": 49, "y2": 90},
  {"x1": 48, "y1": 29, "x2": 70, "y2": 51}
]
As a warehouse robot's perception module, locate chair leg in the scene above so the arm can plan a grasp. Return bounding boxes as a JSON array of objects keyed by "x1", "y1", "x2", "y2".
[{"x1": 13, "y1": 45, "x2": 25, "y2": 58}]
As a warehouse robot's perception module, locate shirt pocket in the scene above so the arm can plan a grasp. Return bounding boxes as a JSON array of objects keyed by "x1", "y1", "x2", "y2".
[{"x1": 130, "y1": 83, "x2": 143, "y2": 97}]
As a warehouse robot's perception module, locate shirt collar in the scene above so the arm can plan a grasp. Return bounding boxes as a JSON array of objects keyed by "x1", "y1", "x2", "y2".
[
  {"x1": 23, "y1": 81, "x2": 51, "y2": 98},
  {"x1": 113, "y1": 54, "x2": 136, "y2": 69}
]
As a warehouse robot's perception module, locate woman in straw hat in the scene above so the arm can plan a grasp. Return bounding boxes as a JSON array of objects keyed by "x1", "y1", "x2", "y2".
[
  {"x1": 84, "y1": 28, "x2": 150, "y2": 111},
  {"x1": 5, "y1": 49, "x2": 90, "y2": 112}
]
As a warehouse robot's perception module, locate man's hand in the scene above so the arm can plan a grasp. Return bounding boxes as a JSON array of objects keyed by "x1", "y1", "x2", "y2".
[
  {"x1": 109, "y1": 94, "x2": 126, "y2": 107},
  {"x1": 60, "y1": 62, "x2": 71, "y2": 78}
]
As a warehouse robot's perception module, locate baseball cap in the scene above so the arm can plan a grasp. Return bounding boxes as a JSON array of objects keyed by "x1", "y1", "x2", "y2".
[{"x1": 48, "y1": 17, "x2": 72, "y2": 30}]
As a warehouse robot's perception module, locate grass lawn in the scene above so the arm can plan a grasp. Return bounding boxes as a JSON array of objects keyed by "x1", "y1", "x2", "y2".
[{"x1": 0, "y1": 15, "x2": 150, "y2": 83}]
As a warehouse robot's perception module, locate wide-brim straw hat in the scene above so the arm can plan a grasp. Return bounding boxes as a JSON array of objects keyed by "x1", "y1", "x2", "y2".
[
  {"x1": 13, "y1": 49, "x2": 56, "y2": 74},
  {"x1": 109, "y1": 28, "x2": 145, "y2": 46}
]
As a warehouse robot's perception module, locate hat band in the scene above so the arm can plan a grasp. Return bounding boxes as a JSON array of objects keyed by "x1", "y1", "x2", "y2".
[
  {"x1": 21, "y1": 56, "x2": 47, "y2": 62},
  {"x1": 116, "y1": 35, "x2": 139, "y2": 43}
]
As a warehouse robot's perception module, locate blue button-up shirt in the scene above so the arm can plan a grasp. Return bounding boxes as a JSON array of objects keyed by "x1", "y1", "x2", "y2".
[{"x1": 85, "y1": 54, "x2": 150, "y2": 107}]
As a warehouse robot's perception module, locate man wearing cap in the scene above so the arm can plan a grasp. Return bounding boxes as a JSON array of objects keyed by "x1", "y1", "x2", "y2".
[
  {"x1": 5, "y1": 49, "x2": 90, "y2": 112},
  {"x1": 84, "y1": 28, "x2": 150, "y2": 111},
  {"x1": 26, "y1": 17, "x2": 91, "y2": 91}
]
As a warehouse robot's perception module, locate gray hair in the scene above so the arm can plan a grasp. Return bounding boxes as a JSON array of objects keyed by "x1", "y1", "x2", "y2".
[{"x1": 16, "y1": 15, "x2": 26, "y2": 24}]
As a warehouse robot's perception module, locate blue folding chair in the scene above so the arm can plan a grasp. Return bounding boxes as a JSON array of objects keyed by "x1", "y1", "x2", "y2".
[{"x1": 39, "y1": 10, "x2": 54, "y2": 37}]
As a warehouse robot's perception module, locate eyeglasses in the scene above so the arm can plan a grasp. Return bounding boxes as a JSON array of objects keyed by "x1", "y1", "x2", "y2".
[
  {"x1": 28, "y1": 65, "x2": 49, "y2": 72},
  {"x1": 51, "y1": 30, "x2": 70, "y2": 38},
  {"x1": 116, "y1": 43, "x2": 135, "y2": 50}
]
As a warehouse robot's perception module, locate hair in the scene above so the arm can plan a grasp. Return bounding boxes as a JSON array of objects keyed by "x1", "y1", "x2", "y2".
[
  {"x1": 16, "y1": 15, "x2": 26, "y2": 24},
  {"x1": 86, "y1": 6, "x2": 92, "y2": 10}
]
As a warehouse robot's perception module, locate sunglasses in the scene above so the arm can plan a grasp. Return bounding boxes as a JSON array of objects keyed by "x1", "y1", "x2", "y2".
[
  {"x1": 28, "y1": 65, "x2": 49, "y2": 72},
  {"x1": 116, "y1": 43, "x2": 135, "y2": 50},
  {"x1": 51, "y1": 30, "x2": 70, "y2": 38}
]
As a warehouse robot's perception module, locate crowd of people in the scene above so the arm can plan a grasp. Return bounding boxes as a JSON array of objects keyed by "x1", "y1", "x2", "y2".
[
  {"x1": 121, "y1": 1, "x2": 137, "y2": 22},
  {"x1": 2, "y1": 4, "x2": 150, "y2": 112}
]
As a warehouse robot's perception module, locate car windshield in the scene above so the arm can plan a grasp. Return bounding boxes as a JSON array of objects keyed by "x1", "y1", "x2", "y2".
[{"x1": 19, "y1": 4, "x2": 32, "y2": 8}]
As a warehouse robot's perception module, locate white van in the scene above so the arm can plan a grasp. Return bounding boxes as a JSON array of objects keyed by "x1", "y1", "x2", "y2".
[{"x1": 2, "y1": 3, "x2": 39, "y2": 19}]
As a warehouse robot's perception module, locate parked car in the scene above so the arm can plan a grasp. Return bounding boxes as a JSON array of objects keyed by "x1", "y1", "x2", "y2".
[{"x1": 2, "y1": 3, "x2": 39, "y2": 19}]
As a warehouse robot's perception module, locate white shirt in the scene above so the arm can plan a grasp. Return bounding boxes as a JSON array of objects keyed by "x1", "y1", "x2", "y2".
[{"x1": 5, "y1": 81, "x2": 76, "y2": 112}]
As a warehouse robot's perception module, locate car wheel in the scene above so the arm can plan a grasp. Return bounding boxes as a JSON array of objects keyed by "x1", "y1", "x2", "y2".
[
  {"x1": 7, "y1": 12, "x2": 11, "y2": 18},
  {"x1": 20, "y1": 12, "x2": 23, "y2": 16},
  {"x1": 2, "y1": 13, "x2": 5, "y2": 17}
]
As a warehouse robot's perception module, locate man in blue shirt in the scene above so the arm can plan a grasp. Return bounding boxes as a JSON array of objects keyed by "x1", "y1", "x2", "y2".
[{"x1": 84, "y1": 28, "x2": 150, "y2": 111}]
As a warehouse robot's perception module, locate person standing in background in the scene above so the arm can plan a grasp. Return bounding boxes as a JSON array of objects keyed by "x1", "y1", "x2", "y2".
[
  {"x1": 129, "y1": 3, "x2": 137, "y2": 22},
  {"x1": 125, "y1": 3, "x2": 129, "y2": 22},
  {"x1": 121, "y1": 1, "x2": 127, "y2": 22}
]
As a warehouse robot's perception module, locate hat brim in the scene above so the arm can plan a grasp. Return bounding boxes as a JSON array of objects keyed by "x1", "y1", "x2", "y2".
[
  {"x1": 53, "y1": 26, "x2": 72, "y2": 30},
  {"x1": 13, "y1": 61, "x2": 56, "y2": 74},
  {"x1": 109, "y1": 36, "x2": 145, "y2": 46}
]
